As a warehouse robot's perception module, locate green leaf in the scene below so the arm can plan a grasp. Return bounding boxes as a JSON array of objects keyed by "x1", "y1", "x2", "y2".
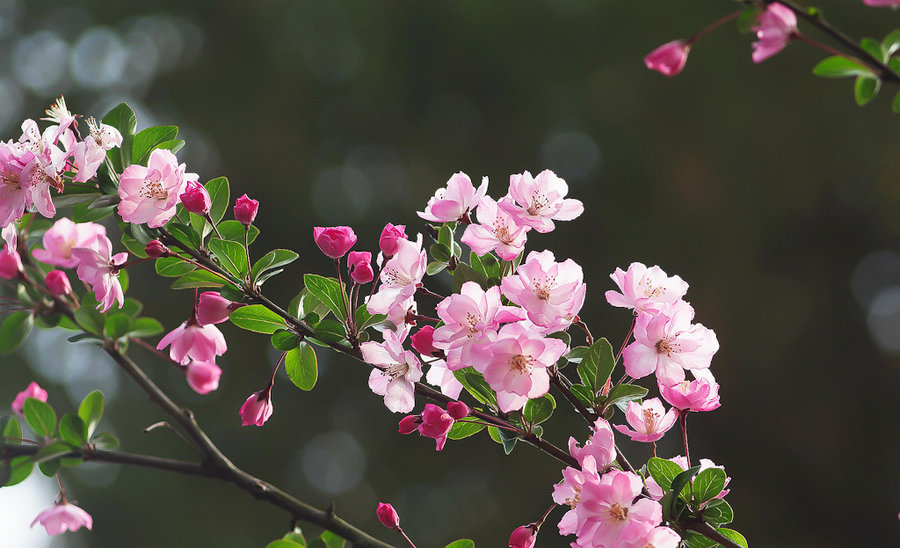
[
  {"x1": 647, "y1": 457, "x2": 684, "y2": 492},
  {"x1": 430, "y1": 243, "x2": 451, "y2": 263},
  {"x1": 120, "y1": 298, "x2": 143, "y2": 319},
  {"x1": 229, "y1": 304, "x2": 287, "y2": 334},
  {"x1": 3, "y1": 456, "x2": 33, "y2": 487},
  {"x1": 36, "y1": 442, "x2": 73, "y2": 477},
  {"x1": 312, "y1": 319, "x2": 347, "y2": 344},
  {"x1": 860, "y1": 37, "x2": 886, "y2": 64},
  {"x1": 715, "y1": 528, "x2": 748, "y2": 547},
  {"x1": 205, "y1": 177, "x2": 230, "y2": 225},
  {"x1": 670, "y1": 465, "x2": 701, "y2": 499},
  {"x1": 569, "y1": 384, "x2": 595, "y2": 408},
  {"x1": 101, "y1": 103, "x2": 137, "y2": 171},
  {"x1": 304, "y1": 274, "x2": 348, "y2": 321},
  {"x1": 426, "y1": 260, "x2": 448, "y2": 275},
  {"x1": 702, "y1": 498, "x2": 734, "y2": 525},
  {"x1": 285, "y1": 343, "x2": 318, "y2": 390},
  {"x1": 451, "y1": 262, "x2": 488, "y2": 292},
  {"x1": 453, "y1": 368, "x2": 497, "y2": 407},
  {"x1": 104, "y1": 313, "x2": 132, "y2": 339},
  {"x1": 93, "y1": 431, "x2": 119, "y2": 449},
  {"x1": 447, "y1": 420, "x2": 485, "y2": 440},
  {"x1": 73, "y1": 202, "x2": 116, "y2": 223},
  {"x1": 0, "y1": 311, "x2": 34, "y2": 354},
  {"x1": 170, "y1": 270, "x2": 228, "y2": 290},
  {"x1": 251, "y1": 249, "x2": 299, "y2": 283},
  {"x1": 127, "y1": 317, "x2": 165, "y2": 338},
  {"x1": 693, "y1": 467, "x2": 728, "y2": 504},
  {"x1": 74, "y1": 295, "x2": 104, "y2": 335},
  {"x1": 497, "y1": 427, "x2": 517, "y2": 455},
  {"x1": 883, "y1": 28, "x2": 900, "y2": 56},
  {"x1": 266, "y1": 541, "x2": 304, "y2": 548},
  {"x1": 24, "y1": 398, "x2": 56, "y2": 437},
  {"x1": 271, "y1": 329, "x2": 300, "y2": 351},
  {"x1": 355, "y1": 305, "x2": 386, "y2": 332},
  {"x1": 319, "y1": 530, "x2": 344, "y2": 548},
  {"x1": 208, "y1": 237, "x2": 249, "y2": 278},
  {"x1": 523, "y1": 394, "x2": 556, "y2": 425},
  {"x1": 78, "y1": 390, "x2": 105, "y2": 438},
  {"x1": 217, "y1": 220, "x2": 259, "y2": 243},
  {"x1": 605, "y1": 383, "x2": 648, "y2": 409},
  {"x1": 1, "y1": 416, "x2": 22, "y2": 447},
  {"x1": 577, "y1": 338, "x2": 614, "y2": 392},
  {"x1": 166, "y1": 222, "x2": 202, "y2": 251},
  {"x1": 444, "y1": 541, "x2": 475, "y2": 548},
  {"x1": 565, "y1": 346, "x2": 588, "y2": 364},
  {"x1": 684, "y1": 531, "x2": 718, "y2": 548},
  {"x1": 58, "y1": 415, "x2": 88, "y2": 446},
  {"x1": 282, "y1": 527, "x2": 307, "y2": 546},
  {"x1": 854, "y1": 74, "x2": 881, "y2": 106},
  {"x1": 736, "y1": 5, "x2": 762, "y2": 33},
  {"x1": 892, "y1": 90, "x2": 900, "y2": 113},
  {"x1": 132, "y1": 125, "x2": 178, "y2": 165},
  {"x1": 155, "y1": 139, "x2": 184, "y2": 155},
  {"x1": 812, "y1": 56, "x2": 871, "y2": 78}
]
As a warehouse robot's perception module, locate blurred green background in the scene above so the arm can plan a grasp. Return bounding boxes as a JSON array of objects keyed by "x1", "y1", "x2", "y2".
[{"x1": 1, "y1": 0, "x2": 899, "y2": 546}]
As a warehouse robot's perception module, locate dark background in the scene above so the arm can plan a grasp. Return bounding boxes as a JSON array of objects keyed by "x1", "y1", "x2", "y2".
[{"x1": 1, "y1": 0, "x2": 899, "y2": 546}]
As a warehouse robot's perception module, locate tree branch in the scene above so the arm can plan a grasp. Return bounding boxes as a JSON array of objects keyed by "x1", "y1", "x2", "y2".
[{"x1": 683, "y1": 519, "x2": 743, "y2": 548}]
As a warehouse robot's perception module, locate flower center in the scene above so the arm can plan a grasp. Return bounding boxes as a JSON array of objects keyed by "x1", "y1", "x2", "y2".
[
  {"x1": 382, "y1": 266, "x2": 412, "y2": 286},
  {"x1": 509, "y1": 354, "x2": 532, "y2": 374},
  {"x1": 492, "y1": 218, "x2": 513, "y2": 244},
  {"x1": 655, "y1": 337, "x2": 679, "y2": 356},
  {"x1": 565, "y1": 485, "x2": 582, "y2": 509},
  {"x1": 607, "y1": 503, "x2": 629, "y2": 522},
  {"x1": 465, "y1": 311, "x2": 481, "y2": 333},
  {"x1": 642, "y1": 408, "x2": 659, "y2": 430},
  {"x1": 641, "y1": 282, "x2": 666, "y2": 299},
  {"x1": 386, "y1": 362, "x2": 409, "y2": 379},
  {"x1": 532, "y1": 276, "x2": 555, "y2": 301},
  {"x1": 140, "y1": 174, "x2": 168, "y2": 200},
  {"x1": 526, "y1": 192, "x2": 550, "y2": 216}
]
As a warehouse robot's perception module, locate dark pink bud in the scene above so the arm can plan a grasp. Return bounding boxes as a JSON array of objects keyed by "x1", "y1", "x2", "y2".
[
  {"x1": 376, "y1": 502, "x2": 399, "y2": 529},
  {"x1": 446, "y1": 401, "x2": 470, "y2": 420},
  {"x1": 508, "y1": 525, "x2": 537, "y2": 548},
  {"x1": 379, "y1": 223, "x2": 407, "y2": 257},
  {"x1": 418, "y1": 403, "x2": 454, "y2": 451},
  {"x1": 180, "y1": 181, "x2": 211, "y2": 215},
  {"x1": 145, "y1": 239, "x2": 171, "y2": 258},
  {"x1": 347, "y1": 251, "x2": 374, "y2": 284},
  {"x1": 45, "y1": 270, "x2": 71, "y2": 296},
  {"x1": 644, "y1": 40, "x2": 690, "y2": 77},
  {"x1": 398, "y1": 415, "x2": 420, "y2": 434},
  {"x1": 12, "y1": 382, "x2": 48, "y2": 416},
  {"x1": 313, "y1": 226, "x2": 357, "y2": 259},
  {"x1": 184, "y1": 361, "x2": 221, "y2": 394},
  {"x1": 197, "y1": 291, "x2": 237, "y2": 325},
  {"x1": 234, "y1": 194, "x2": 259, "y2": 225},
  {"x1": 239, "y1": 390, "x2": 274, "y2": 427},
  {"x1": 410, "y1": 326, "x2": 437, "y2": 356},
  {"x1": 0, "y1": 246, "x2": 23, "y2": 280}
]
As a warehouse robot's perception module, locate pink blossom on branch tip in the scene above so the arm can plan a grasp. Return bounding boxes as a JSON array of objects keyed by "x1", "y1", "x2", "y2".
[
  {"x1": 0, "y1": 244, "x2": 23, "y2": 280},
  {"x1": 752, "y1": 2, "x2": 797, "y2": 63},
  {"x1": 605, "y1": 262, "x2": 688, "y2": 313},
  {"x1": 362, "y1": 327, "x2": 423, "y2": 413},
  {"x1": 71, "y1": 234, "x2": 127, "y2": 312},
  {"x1": 376, "y1": 502, "x2": 399, "y2": 529},
  {"x1": 32, "y1": 218, "x2": 106, "y2": 268},
  {"x1": 313, "y1": 226, "x2": 357, "y2": 259},
  {"x1": 461, "y1": 195, "x2": 529, "y2": 261},
  {"x1": 613, "y1": 398, "x2": 677, "y2": 443},
  {"x1": 417, "y1": 171, "x2": 487, "y2": 223},
  {"x1": 239, "y1": 390, "x2": 274, "y2": 426},
  {"x1": 157, "y1": 320, "x2": 227, "y2": 365},
  {"x1": 500, "y1": 250, "x2": 585, "y2": 333},
  {"x1": 508, "y1": 525, "x2": 537, "y2": 548},
  {"x1": 379, "y1": 223, "x2": 407, "y2": 258},
  {"x1": 12, "y1": 381, "x2": 48, "y2": 416},
  {"x1": 498, "y1": 169, "x2": 583, "y2": 233},
  {"x1": 659, "y1": 376, "x2": 721, "y2": 412},
  {"x1": 348, "y1": 251, "x2": 374, "y2": 284},
  {"x1": 117, "y1": 148, "x2": 197, "y2": 228},
  {"x1": 234, "y1": 194, "x2": 258, "y2": 225},
  {"x1": 45, "y1": 270, "x2": 72, "y2": 296},
  {"x1": 180, "y1": 180, "x2": 211, "y2": 215},
  {"x1": 184, "y1": 361, "x2": 222, "y2": 394},
  {"x1": 644, "y1": 40, "x2": 691, "y2": 77},
  {"x1": 197, "y1": 291, "x2": 240, "y2": 325},
  {"x1": 31, "y1": 502, "x2": 92, "y2": 536}
]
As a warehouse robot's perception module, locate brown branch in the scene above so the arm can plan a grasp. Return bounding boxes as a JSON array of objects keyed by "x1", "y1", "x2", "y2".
[{"x1": 683, "y1": 520, "x2": 744, "y2": 548}]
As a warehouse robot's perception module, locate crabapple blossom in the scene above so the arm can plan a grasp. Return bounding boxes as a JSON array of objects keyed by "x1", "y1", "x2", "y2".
[
  {"x1": 461, "y1": 195, "x2": 529, "y2": 260},
  {"x1": 553, "y1": 455, "x2": 600, "y2": 535},
  {"x1": 71, "y1": 234, "x2": 127, "y2": 312},
  {"x1": 446, "y1": 400, "x2": 470, "y2": 420},
  {"x1": 31, "y1": 502, "x2": 92, "y2": 536},
  {"x1": 348, "y1": 251, "x2": 374, "y2": 284},
  {"x1": 469, "y1": 322, "x2": 567, "y2": 412},
  {"x1": 32, "y1": 218, "x2": 106, "y2": 268},
  {"x1": 626, "y1": 526, "x2": 682, "y2": 548},
  {"x1": 376, "y1": 502, "x2": 400, "y2": 529},
  {"x1": 197, "y1": 291, "x2": 240, "y2": 325},
  {"x1": 179, "y1": 180, "x2": 211, "y2": 215},
  {"x1": 157, "y1": 320, "x2": 228, "y2": 365},
  {"x1": 12, "y1": 381, "x2": 48, "y2": 416},
  {"x1": 568, "y1": 418, "x2": 617, "y2": 471},
  {"x1": 17, "y1": 119, "x2": 69, "y2": 221},
  {"x1": 508, "y1": 525, "x2": 537, "y2": 548},
  {"x1": 498, "y1": 169, "x2": 583, "y2": 233},
  {"x1": 45, "y1": 270, "x2": 72, "y2": 296},
  {"x1": 366, "y1": 236, "x2": 426, "y2": 317},
  {"x1": 0, "y1": 141, "x2": 33, "y2": 228},
  {"x1": 0, "y1": 243, "x2": 22, "y2": 279},
  {"x1": 622, "y1": 300, "x2": 719, "y2": 385},
  {"x1": 752, "y1": 2, "x2": 797, "y2": 63},
  {"x1": 613, "y1": 398, "x2": 677, "y2": 443},
  {"x1": 605, "y1": 262, "x2": 688, "y2": 313},
  {"x1": 574, "y1": 470, "x2": 663, "y2": 547},
  {"x1": 2, "y1": 223, "x2": 15, "y2": 248},
  {"x1": 362, "y1": 328, "x2": 423, "y2": 413},
  {"x1": 417, "y1": 403, "x2": 455, "y2": 451},
  {"x1": 313, "y1": 226, "x2": 357, "y2": 259},
  {"x1": 71, "y1": 117, "x2": 122, "y2": 183},
  {"x1": 184, "y1": 361, "x2": 222, "y2": 394},
  {"x1": 659, "y1": 376, "x2": 721, "y2": 412},
  {"x1": 234, "y1": 193, "x2": 258, "y2": 225},
  {"x1": 144, "y1": 239, "x2": 170, "y2": 258},
  {"x1": 644, "y1": 40, "x2": 691, "y2": 77},
  {"x1": 425, "y1": 358, "x2": 463, "y2": 399},
  {"x1": 379, "y1": 222, "x2": 407, "y2": 257},
  {"x1": 239, "y1": 390, "x2": 274, "y2": 426},
  {"x1": 117, "y1": 148, "x2": 198, "y2": 228},
  {"x1": 417, "y1": 171, "x2": 487, "y2": 223},
  {"x1": 500, "y1": 250, "x2": 586, "y2": 333}
]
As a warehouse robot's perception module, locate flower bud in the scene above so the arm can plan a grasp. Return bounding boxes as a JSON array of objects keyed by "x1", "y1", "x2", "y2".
[
  {"x1": 144, "y1": 239, "x2": 171, "y2": 258},
  {"x1": 410, "y1": 326, "x2": 437, "y2": 356},
  {"x1": 180, "y1": 180, "x2": 211, "y2": 215},
  {"x1": 313, "y1": 226, "x2": 357, "y2": 259},
  {"x1": 398, "y1": 414, "x2": 420, "y2": 434},
  {"x1": 12, "y1": 382, "x2": 48, "y2": 416},
  {"x1": 379, "y1": 223, "x2": 407, "y2": 258},
  {"x1": 0, "y1": 246, "x2": 23, "y2": 280},
  {"x1": 376, "y1": 502, "x2": 400, "y2": 529},
  {"x1": 239, "y1": 390, "x2": 274, "y2": 427},
  {"x1": 184, "y1": 361, "x2": 222, "y2": 394},
  {"x1": 446, "y1": 401, "x2": 470, "y2": 420},
  {"x1": 644, "y1": 40, "x2": 690, "y2": 77},
  {"x1": 508, "y1": 525, "x2": 537, "y2": 548},
  {"x1": 234, "y1": 194, "x2": 259, "y2": 225},
  {"x1": 347, "y1": 251, "x2": 374, "y2": 284},
  {"x1": 197, "y1": 291, "x2": 238, "y2": 325},
  {"x1": 45, "y1": 270, "x2": 72, "y2": 296}
]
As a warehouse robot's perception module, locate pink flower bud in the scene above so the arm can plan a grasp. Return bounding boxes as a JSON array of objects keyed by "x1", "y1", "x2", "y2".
[
  {"x1": 659, "y1": 377, "x2": 721, "y2": 412},
  {"x1": 184, "y1": 361, "x2": 222, "y2": 394},
  {"x1": 144, "y1": 239, "x2": 170, "y2": 258},
  {"x1": 239, "y1": 390, "x2": 274, "y2": 427},
  {"x1": 313, "y1": 226, "x2": 357, "y2": 259},
  {"x1": 45, "y1": 270, "x2": 72, "y2": 296},
  {"x1": 379, "y1": 223, "x2": 407, "y2": 257},
  {"x1": 644, "y1": 40, "x2": 691, "y2": 77},
  {"x1": 348, "y1": 251, "x2": 374, "y2": 284},
  {"x1": 418, "y1": 403, "x2": 454, "y2": 451},
  {"x1": 31, "y1": 502, "x2": 92, "y2": 536},
  {"x1": 508, "y1": 525, "x2": 537, "y2": 548},
  {"x1": 376, "y1": 502, "x2": 400, "y2": 529},
  {"x1": 0, "y1": 245, "x2": 23, "y2": 279},
  {"x1": 12, "y1": 382, "x2": 48, "y2": 416},
  {"x1": 398, "y1": 415, "x2": 420, "y2": 434},
  {"x1": 410, "y1": 326, "x2": 437, "y2": 356},
  {"x1": 180, "y1": 180, "x2": 211, "y2": 215},
  {"x1": 863, "y1": 0, "x2": 900, "y2": 5},
  {"x1": 446, "y1": 401, "x2": 470, "y2": 420},
  {"x1": 234, "y1": 194, "x2": 259, "y2": 225},
  {"x1": 197, "y1": 291, "x2": 238, "y2": 325}
]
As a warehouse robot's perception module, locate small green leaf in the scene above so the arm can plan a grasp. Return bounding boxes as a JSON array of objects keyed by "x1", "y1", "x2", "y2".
[
  {"x1": 36, "y1": 442, "x2": 73, "y2": 476},
  {"x1": 569, "y1": 384, "x2": 595, "y2": 408},
  {"x1": 4, "y1": 456, "x2": 33, "y2": 486},
  {"x1": 319, "y1": 530, "x2": 344, "y2": 548},
  {"x1": 166, "y1": 222, "x2": 202, "y2": 251},
  {"x1": 565, "y1": 346, "x2": 588, "y2": 364},
  {"x1": 812, "y1": 56, "x2": 871, "y2": 78},
  {"x1": 447, "y1": 420, "x2": 485, "y2": 440},
  {"x1": 693, "y1": 467, "x2": 728, "y2": 504},
  {"x1": 444, "y1": 541, "x2": 475, "y2": 548},
  {"x1": 208, "y1": 237, "x2": 249, "y2": 278},
  {"x1": 229, "y1": 304, "x2": 287, "y2": 334},
  {"x1": 854, "y1": 74, "x2": 881, "y2": 106},
  {"x1": 736, "y1": 5, "x2": 762, "y2": 33},
  {"x1": 104, "y1": 313, "x2": 132, "y2": 339},
  {"x1": 24, "y1": 398, "x2": 56, "y2": 437},
  {"x1": 430, "y1": 243, "x2": 451, "y2": 263},
  {"x1": 217, "y1": 220, "x2": 259, "y2": 243},
  {"x1": 304, "y1": 274, "x2": 348, "y2": 321},
  {"x1": 59, "y1": 415, "x2": 88, "y2": 446},
  {"x1": 715, "y1": 528, "x2": 748, "y2": 547},
  {"x1": 451, "y1": 262, "x2": 488, "y2": 293},
  {"x1": 132, "y1": 125, "x2": 178, "y2": 165},
  {"x1": 119, "y1": 298, "x2": 143, "y2": 318},
  {"x1": 605, "y1": 383, "x2": 648, "y2": 409},
  {"x1": 0, "y1": 311, "x2": 34, "y2": 354},
  {"x1": 453, "y1": 368, "x2": 497, "y2": 407},
  {"x1": 170, "y1": 270, "x2": 228, "y2": 290},
  {"x1": 497, "y1": 427, "x2": 517, "y2": 455},
  {"x1": 355, "y1": 305, "x2": 386, "y2": 332},
  {"x1": 882, "y1": 28, "x2": 900, "y2": 56},
  {"x1": 78, "y1": 390, "x2": 104, "y2": 438},
  {"x1": 127, "y1": 317, "x2": 165, "y2": 338},
  {"x1": 647, "y1": 457, "x2": 684, "y2": 492},
  {"x1": 93, "y1": 431, "x2": 119, "y2": 449},
  {"x1": 73, "y1": 202, "x2": 116, "y2": 223},
  {"x1": 860, "y1": 37, "x2": 886, "y2": 63},
  {"x1": 426, "y1": 261, "x2": 448, "y2": 275},
  {"x1": 577, "y1": 338, "x2": 614, "y2": 392},
  {"x1": 285, "y1": 343, "x2": 317, "y2": 390},
  {"x1": 205, "y1": 177, "x2": 230, "y2": 225},
  {"x1": 523, "y1": 394, "x2": 556, "y2": 425},
  {"x1": 1, "y1": 416, "x2": 22, "y2": 446},
  {"x1": 312, "y1": 319, "x2": 347, "y2": 344},
  {"x1": 702, "y1": 498, "x2": 734, "y2": 525},
  {"x1": 101, "y1": 103, "x2": 137, "y2": 171},
  {"x1": 671, "y1": 465, "x2": 701, "y2": 500},
  {"x1": 271, "y1": 329, "x2": 300, "y2": 351},
  {"x1": 251, "y1": 249, "x2": 299, "y2": 283},
  {"x1": 74, "y1": 295, "x2": 105, "y2": 335},
  {"x1": 266, "y1": 541, "x2": 304, "y2": 548},
  {"x1": 282, "y1": 527, "x2": 307, "y2": 546}
]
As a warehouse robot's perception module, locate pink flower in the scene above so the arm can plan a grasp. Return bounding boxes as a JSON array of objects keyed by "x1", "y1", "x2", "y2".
[
  {"x1": 367, "y1": 237, "x2": 426, "y2": 316},
  {"x1": 410, "y1": 325, "x2": 438, "y2": 356},
  {"x1": 576, "y1": 470, "x2": 663, "y2": 547},
  {"x1": 2, "y1": 224, "x2": 15, "y2": 249},
  {"x1": 568, "y1": 418, "x2": 617, "y2": 471},
  {"x1": 644, "y1": 40, "x2": 691, "y2": 77},
  {"x1": 613, "y1": 398, "x2": 677, "y2": 443},
  {"x1": 659, "y1": 377, "x2": 721, "y2": 412},
  {"x1": 508, "y1": 525, "x2": 537, "y2": 548},
  {"x1": 379, "y1": 223, "x2": 407, "y2": 258},
  {"x1": 626, "y1": 526, "x2": 682, "y2": 548},
  {"x1": 446, "y1": 400, "x2": 470, "y2": 419},
  {"x1": 418, "y1": 403, "x2": 455, "y2": 451},
  {"x1": 45, "y1": 270, "x2": 72, "y2": 296},
  {"x1": 184, "y1": 361, "x2": 222, "y2": 394},
  {"x1": 16, "y1": 119, "x2": 69, "y2": 222},
  {"x1": 71, "y1": 117, "x2": 122, "y2": 183},
  {"x1": 234, "y1": 194, "x2": 258, "y2": 225},
  {"x1": 398, "y1": 415, "x2": 419, "y2": 434},
  {"x1": 470, "y1": 322, "x2": 567, "y2": 412},
  {"x1": 500, "y1": 250, "x2": 586, "y2": 333},
  {"x1": 32, "y1": 218, "x2": 106, "y2": 268},
  {"x1": 376, "y1": 502, "x2": 400, "y2": 529},
  {"x1": 348, "y1": 251, "x2": 374, "y2": 284},
  {"x1": 433, "y1": 281, "x2": 526, "y2": 370},
  {"x1": 117, "y1": 148, "x2": 198, "y2": 228},
  {"x1": 752, "y1": 2, "x2": 797, "y2": 63},
  {"x1": 180, "y1": 180, "x2": 211, "y2": 215},
  {"x1": 157, "y1": 320, "x2": 227, "y2": 365},
  {"x1": 144, "y1": 239, "x2": 171, "y2": 258},
  {"x1": 31, "y1": 502, "x2": 92, "y2": 536},
  {"x1": 12, "y1": 381, "x2": 48, "y2": 416},
  {"x1": 461, "y1": 195, "x2": 529, "y2": 261},
  {"x1": 622, "y1": 301, "x2": 719, "y2": 385},
  {"x1": 862, "y1": 0, "x2": 900, "y2": 5},
  {"x1": 425, "y1": 358, "x2": 464, "y2": 399},
  {"x1": 605, "y1": 262, "x2": 688, "y2": 313},
  {"x1": 313, "y1": 226, "x2": 357, "y2": 259},
  {"x1": 417, "y1": 172, "x2": 488, "y2": 223},
  {"x1": 0, "y1": 244, "x2": 23, "y2": 280},
  {"x1": 362, "y1": 328, "x2": 423, "y2": 413},
  {"x1": 0, "y1": 141, "x2": 33, "y2": 228},
  {"x1": 197, "y1": 291, "x2": 239, "y2": 325},
  {"x1": 498, "y1": 170, "x2": 583, "y2": 233},
  {"x1": 239, "y1": 390, "x2": 274, "y2": 426},
  {"x1": 71, "y1": 234, "x2": 127, "y2": 312},
  {"x1": 552, "y1": 456, "x2": 601, "y2": 536}
]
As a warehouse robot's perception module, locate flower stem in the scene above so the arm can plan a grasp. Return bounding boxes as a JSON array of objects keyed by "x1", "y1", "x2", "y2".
[
  {"x1": 679, "y1": 410, "x2": 691, "y2": 468},
  {"x1": 686, "y1": 10, "x2": 742, "y2": 46}
]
